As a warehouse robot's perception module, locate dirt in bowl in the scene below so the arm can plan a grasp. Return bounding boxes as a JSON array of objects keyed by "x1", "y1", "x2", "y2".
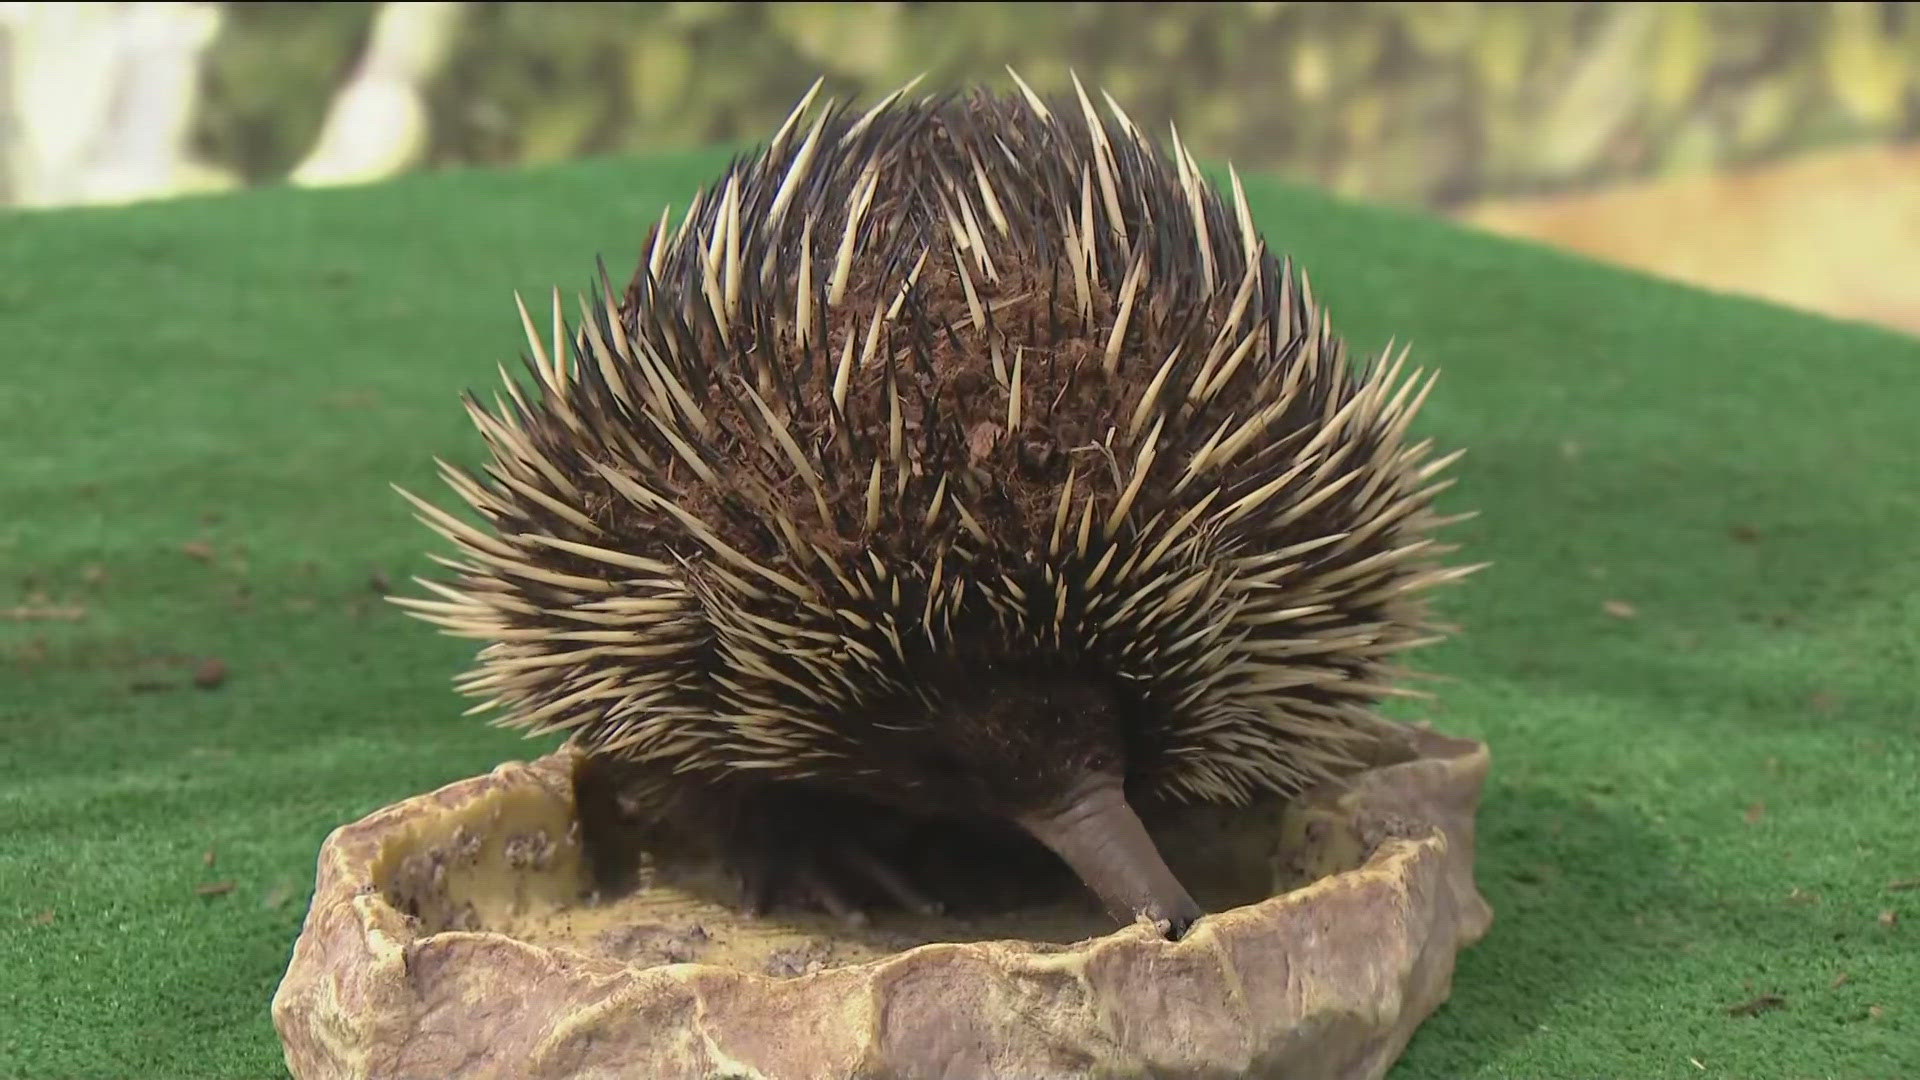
[{"x1": 369, "y1": 758, "x2": 1394, "y2": 981}]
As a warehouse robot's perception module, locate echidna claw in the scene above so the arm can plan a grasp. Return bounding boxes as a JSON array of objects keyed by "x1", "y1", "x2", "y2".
[
  {"x1": 793, "y1": 863, "x2": 866, "y2": 927},
  {"x1": 737, "y1": 875, "x2": 775, "y2": 919},
  {"x1": 833, "y1": 840, "x2": 944, "y2": 917}
]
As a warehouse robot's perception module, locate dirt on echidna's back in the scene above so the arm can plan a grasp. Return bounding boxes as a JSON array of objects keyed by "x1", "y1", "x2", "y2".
[{"x1": 651, "y1": 248, "x2": 1140, "y2": 568}]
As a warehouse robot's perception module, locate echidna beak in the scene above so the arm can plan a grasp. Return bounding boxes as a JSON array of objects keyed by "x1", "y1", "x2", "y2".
[{"x1": 1016, "y1": 779, "x2": 1203, "y2": 942}]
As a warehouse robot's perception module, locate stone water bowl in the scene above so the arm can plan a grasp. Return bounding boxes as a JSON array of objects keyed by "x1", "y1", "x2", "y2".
[{"x1": 271, "y1": 721, "x2": 1491, "y2": 1079}]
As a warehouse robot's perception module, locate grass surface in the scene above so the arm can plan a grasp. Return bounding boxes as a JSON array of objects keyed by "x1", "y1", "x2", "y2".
[{"x1": 2, "y1": 147, "x2": 1916, "y2": 1080}]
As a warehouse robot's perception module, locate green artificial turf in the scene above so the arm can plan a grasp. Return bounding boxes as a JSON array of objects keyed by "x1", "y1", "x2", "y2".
[{"x1": 3, "y1": 145, "x2": 1917, "y2": 1080}]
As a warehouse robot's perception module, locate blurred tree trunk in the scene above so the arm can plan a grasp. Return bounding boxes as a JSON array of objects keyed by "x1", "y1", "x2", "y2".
[
  {"x1": 0, "y1": 1, "x2": 233, "y2": 207},
  {"x1": 289, "y1": 1, "x2": 464, "y2": 189}
]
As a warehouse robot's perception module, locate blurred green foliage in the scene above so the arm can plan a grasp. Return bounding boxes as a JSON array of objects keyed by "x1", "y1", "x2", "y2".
[
  {"x1": 192, "y1": 2, "x2": 379, "y2": 179},
  {"x1": 191, "y1": 1, "x2": 1920, "y2": 207}
]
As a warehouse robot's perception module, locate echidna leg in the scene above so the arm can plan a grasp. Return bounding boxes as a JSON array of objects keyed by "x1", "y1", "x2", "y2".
[{"x1": 570, "y1": 751, "x2": 652, "y2": 899}]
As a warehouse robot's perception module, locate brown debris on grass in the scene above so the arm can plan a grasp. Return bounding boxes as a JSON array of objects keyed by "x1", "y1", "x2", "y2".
[
  {"x1": 1726, "y1": 994, "x2": 1785, "y2": 1017},
  {"x1": 193, "y1": 659, "x2": 229, "y2": 690}
]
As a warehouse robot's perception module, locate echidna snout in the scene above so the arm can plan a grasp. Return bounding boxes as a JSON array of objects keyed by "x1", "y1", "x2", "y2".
[{"x1": 1016, "y1": 775, "x2": 1204, "y2": 940}]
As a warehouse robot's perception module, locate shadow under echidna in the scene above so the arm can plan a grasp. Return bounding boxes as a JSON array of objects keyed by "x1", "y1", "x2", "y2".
[{"x1": 393, "y1": 73, "x2": 1480, "y2": 942}]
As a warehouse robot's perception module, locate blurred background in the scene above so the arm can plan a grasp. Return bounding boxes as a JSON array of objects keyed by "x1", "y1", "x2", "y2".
[{"x1": 4, "y1": 1, "x2": 1916, "y2": 335}]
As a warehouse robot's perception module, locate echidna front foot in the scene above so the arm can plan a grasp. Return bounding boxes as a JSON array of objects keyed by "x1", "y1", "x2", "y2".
[
  {"x1": 734, "y1": 837, "x2": 942, "y2": 927},
  {"x1": 724, "y1": 791, "x2": 944, "y2": 927}
]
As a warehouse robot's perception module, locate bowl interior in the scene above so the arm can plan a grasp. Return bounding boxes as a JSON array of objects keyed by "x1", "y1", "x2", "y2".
[{"x1": 368, "y1": 756, "x2": 1399, "y2": 979}]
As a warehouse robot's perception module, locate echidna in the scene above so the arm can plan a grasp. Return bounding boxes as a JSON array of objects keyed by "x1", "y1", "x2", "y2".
[{"x1": 394, "y1": 74, "x2": 1477, "y2": 941}]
